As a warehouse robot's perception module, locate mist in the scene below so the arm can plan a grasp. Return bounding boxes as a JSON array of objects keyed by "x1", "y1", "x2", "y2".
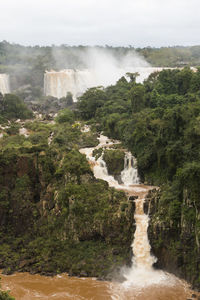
[
  {"x1": 78, "y1": 47, "x2": 151, "y2": 86},
  {"x1": 0, "y1": 42, "x2": 161, "y2": 100},
  {"x1": 52, "y1": 46, "x2": 151, "y2": 85},
  {"x1": 45, "y1": 47, "x2": 156, "y2": 99}
]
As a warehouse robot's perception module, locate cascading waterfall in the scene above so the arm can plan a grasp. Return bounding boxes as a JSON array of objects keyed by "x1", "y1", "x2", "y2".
[
  {"x1": 80, "y1": 133, "x2": 177, "y2": 289},
  {"x1": 0, "y1": 74, "x2": 10, "y2": 95},
  {"x1": 122, "y1": 196, "x2": 172, "y2": 288},
  {"x1": 121, "y1": 152, "x2": 140, "y2": 185}
]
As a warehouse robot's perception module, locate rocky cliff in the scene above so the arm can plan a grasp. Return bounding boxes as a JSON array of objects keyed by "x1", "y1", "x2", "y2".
[
  {"x1": 0, "y1": 123, "x2": 135, "y2": 279},
  {"x1": 145, "y1": 189, "x2": 200, "y2": 291}
]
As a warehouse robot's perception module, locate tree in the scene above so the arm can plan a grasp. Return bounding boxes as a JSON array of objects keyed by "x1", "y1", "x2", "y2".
[
  {"x1": 55, "y1": 108, "x2": 74, "y2": 124},
  {"x1": 0, "y1": 94, "x2": 33, "y2": 120},
  {"x1": 77, "y1": 87, "x2": 107, "y2": 120},
  {"x1": 126, "y1": 72, "x2": 139, "y2": 83},
  {"x1": 66, "y1": 92, "x2": 73, "y2": 105},
  {"x1": 129, "y1": 85, "x2": 145, "y2": 113}
]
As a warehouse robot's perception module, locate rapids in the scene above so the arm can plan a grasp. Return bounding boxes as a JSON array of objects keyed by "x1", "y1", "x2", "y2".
[{"x1": 1, "y1": 134, "x2": 199, "y2": 299}]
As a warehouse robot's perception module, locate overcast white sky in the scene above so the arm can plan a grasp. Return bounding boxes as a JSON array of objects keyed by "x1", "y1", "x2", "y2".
[{"x1": 0, "y1": 0, "x2": 199, "y2": 47}]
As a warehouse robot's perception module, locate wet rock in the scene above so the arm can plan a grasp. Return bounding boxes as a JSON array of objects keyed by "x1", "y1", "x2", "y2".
[
  {"x1": 2, "y1": 268, "x2": 14, "y2": 275},
  {"x1": 114, "y1": 174, "x2": 123, "y2": 184},
  {"x1": 30, "y1": 269, "x2": 38, "y2": 275},
  {"x1": 129, "y1": 195, "x2": 138, "y2": 201},
  {"x1": 80, "y1": 271, "x2": 88, "y2": 277},
  {"x1": 148, "y1": 188, "x2": 200, "y2": 291},
  {"x1": 143, "y1": 199, "x2": 150, "y2": 214}
]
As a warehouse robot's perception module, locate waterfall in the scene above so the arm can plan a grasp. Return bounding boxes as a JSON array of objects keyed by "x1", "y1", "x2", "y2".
[
  {"x1": 44, "y1": 69, "x2": 96, "y2": 100},
  {"x1": 80, "y1": 133, "x2": 176, "y2": 289},
  {"x1": 121, "y1": 152, "x2": 140, "y2": 185},
  {"x1": 0, "y1": 74, "x2": 10, "y2": 95},
  {"x1": 44, "y1": 67, "x2": 166, "y2": 101},
  {"x1": 80, "y1": 136, "x2": 140, "y2": 189}
]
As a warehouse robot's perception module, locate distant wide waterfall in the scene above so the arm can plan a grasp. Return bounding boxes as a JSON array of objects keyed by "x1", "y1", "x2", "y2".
[
  {"x1": 44, "y1": 69, "x2": 96, "y2": 100},
  {"x1": 0, "y1": 74, "x2": 10, "y2": 95},
  {"x1": 44, "y1": 67, "x2": 165, "y2": 100}
]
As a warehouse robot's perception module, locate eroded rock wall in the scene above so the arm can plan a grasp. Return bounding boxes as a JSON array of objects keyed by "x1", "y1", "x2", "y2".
[{"x1": 146, "y1": 189, "x2": 200, "y2": 290}]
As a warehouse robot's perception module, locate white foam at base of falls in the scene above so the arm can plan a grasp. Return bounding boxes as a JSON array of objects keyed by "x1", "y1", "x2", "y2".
[
  {"x1": 122, "y1": 197, "x2": 172, "y2": 288},
  {"x1": 0, "y1": 74, "x2": 10, "y2": 95}
]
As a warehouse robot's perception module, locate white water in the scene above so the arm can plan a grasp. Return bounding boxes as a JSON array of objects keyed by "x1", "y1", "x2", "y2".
[
  {"x1": 80, "y1": 135, "x2": 143, "y2": 191},
  {"x1": 44, "y1": 69, "x2": 96, "y2": 100},
  {"x1": 122, "y1": 196, "x2": 172, "y2": 288},
  {"x1": 0, "y1": 74, "x2": 10, "y2": 95},
  {"x1": 44, "y1": 67, "x2": 164, "y2": 100},
  {"x1": 80, "y1": 134, "x2": 181, "y2": 289},
  {"x1": 19, "y1": 127, "x2": 29, "y2": 137},
  {"x1": 121, "y1": 152, "x2": 140, "y2": 185}
]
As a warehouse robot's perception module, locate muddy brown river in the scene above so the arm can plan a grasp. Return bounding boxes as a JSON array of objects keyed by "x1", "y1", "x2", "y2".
[{"x1": 1, "y1": 272, "x2": 198, "y2": 300}]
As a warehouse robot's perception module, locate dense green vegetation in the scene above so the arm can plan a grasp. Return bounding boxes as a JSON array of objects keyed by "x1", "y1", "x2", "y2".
[
  {"x1": 0, "y1": 93, "x2": 33, "y2": 122},
  {"x1": 77, "y1": 67, "x2": 200, "y2": 289},
  {"x1": 0, "y1": 112, "x2": 134, "y2": 278}
]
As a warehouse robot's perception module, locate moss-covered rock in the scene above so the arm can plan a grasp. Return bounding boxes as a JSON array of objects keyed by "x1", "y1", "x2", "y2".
[
  {"x1": 0, "y1": 122, "x2": 135, "y2": 279},
  {"x1": 146, "y1": 188, "x2": 200, "y2": 291},
  {"x1": 103, "y1": 149, "x2": 125, "y2": 176}
]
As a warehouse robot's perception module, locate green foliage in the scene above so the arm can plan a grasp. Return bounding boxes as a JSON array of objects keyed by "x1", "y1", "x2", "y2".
[
  {"x1": 129, "y1": 84, "x2": 145, "y2": 112},
  {"x1": 77, "y1": 87, "x2": 107, "y2": 120},
  {"x1": 55, "y1": 108, "x2": 75, "y2": 124},
  {"x1": 103, "y1": 149, "x2": 125, "y2": 176},
  {"x1": 0, "y1": 94, "x2": 33, "y2": 120},
  {"x1": 77, "y1": 67, "x2": 200, "y2": 288},
  {"x1": 0, "y1": 116, "x2": 133, "y2": 278},
  {"x1": 57, "y1": 150, "x2": 91, "y2": 183},
  {"x1": 0, "y1": 291, "x2": 15, "y2": 300},
  {"x1": 92, "y1": 147, "x2": 103, "y2": 160}
]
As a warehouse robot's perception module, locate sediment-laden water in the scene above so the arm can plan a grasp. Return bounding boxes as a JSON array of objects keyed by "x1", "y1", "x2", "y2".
[
  {"x1": 1, "y1": 272, "x2": 194, "y2": 300},
  {"x1": 1, "y1": 134, "x2": 199, "y2": 299}
]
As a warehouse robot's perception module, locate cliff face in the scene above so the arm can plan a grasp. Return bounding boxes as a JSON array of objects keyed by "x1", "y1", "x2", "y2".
[
  {"x1": 0, "y1": 148, "x2": 135, "y2": 278},
  {"x1": 146, "y1": 189, "x2": 200, "y2": 290}
]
